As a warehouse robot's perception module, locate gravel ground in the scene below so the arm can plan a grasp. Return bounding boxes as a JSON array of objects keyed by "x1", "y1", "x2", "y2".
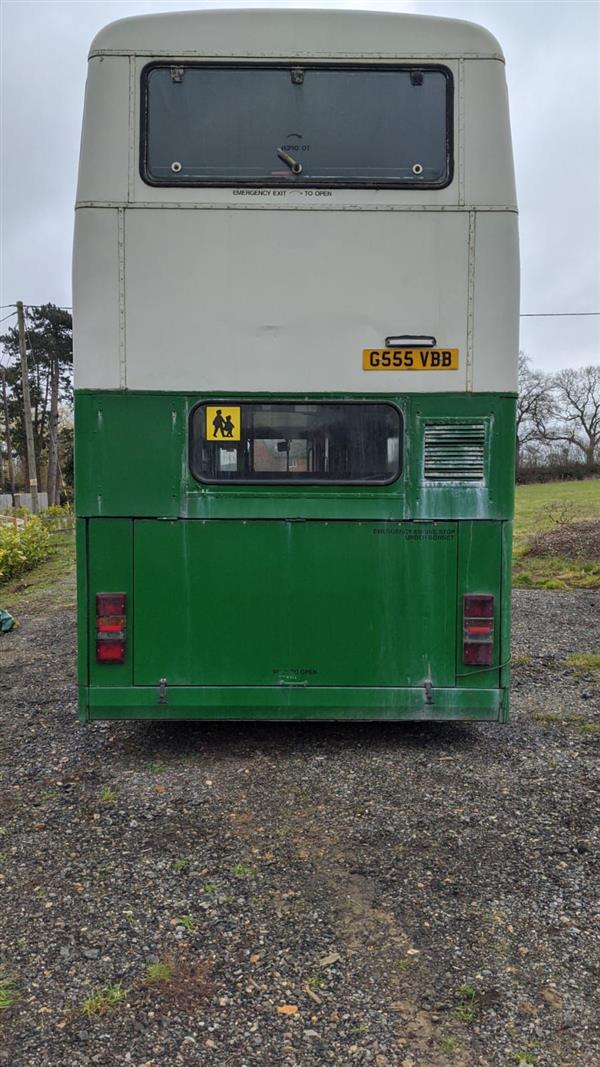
[{"x1": 0, "y1": 562, "x2": 598, "y2": 1067}]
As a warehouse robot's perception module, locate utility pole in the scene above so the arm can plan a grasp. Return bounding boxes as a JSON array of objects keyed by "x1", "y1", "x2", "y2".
[
  {"x1": 0, "y1": 368, "x2": 17, "y2": 497},
  {"x1": 16, "y1": 301, "x2": 39, "y2": 513}
]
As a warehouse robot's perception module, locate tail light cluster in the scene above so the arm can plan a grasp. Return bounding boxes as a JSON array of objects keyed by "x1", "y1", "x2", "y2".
[
  {"x1": 96, "y1": 593, "x2": 127, "y2": 663},
  {"x1": 463, "y1": 594, "x2": 494, "y2": 666}
]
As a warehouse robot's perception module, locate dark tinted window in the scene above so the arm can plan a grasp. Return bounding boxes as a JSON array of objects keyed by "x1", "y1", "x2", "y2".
[
  {"x1": 143, "y1": 65, "x2": 451, "y2": 187},
  {"x1": 190, "y1": 403, "x2": 402, "y2": 484}
]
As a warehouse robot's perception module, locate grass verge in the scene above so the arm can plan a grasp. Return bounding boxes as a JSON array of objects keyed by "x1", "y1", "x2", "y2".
[
  {"x1": 0, "y1": 531, "x2": 75, "y2": 613},
  {"x1": 514, "y1": 480, "x2": 600, "y2": 589}
]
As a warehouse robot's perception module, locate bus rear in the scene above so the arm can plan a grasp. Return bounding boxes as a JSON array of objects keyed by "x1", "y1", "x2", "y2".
[{"x1": 73, "y1": 8, "x2": 518, "y2": 722}]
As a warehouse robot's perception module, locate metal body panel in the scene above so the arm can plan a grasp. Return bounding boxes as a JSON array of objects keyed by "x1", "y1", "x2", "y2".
[
  {"x1": 499, "y1": 519, "x2": 513, "y2": 721},
  {"x1": 73, "y1": 9, "x2": 518, "y2": 395},
  {"x1": 74, "y1": 391, "x2": 517, "y2": 521},
  {"x1": 75, "y1": 391, "x2": 515, "y2": 721},
  {"x1": 89, "y1": 9, "x2": 505, "y2": 61},
  {"x1": 87, "y1": 519, "x2": 133, "y2": 688},
  {"x1": 472, "y1": 212, "x2": 519, "y2": 392},
  {"x1": 83, "y1": 686, "x2": 502, "y2": 722},
  {"x1": 463, "y1": 60, "x2": 515, "y2": 206},
  {"x1": 76, "y1": 57, "x2": 130, "y2": 204},
  {"x1": 456, "y1": 521, "x2": 502, "y2": 690},
  {"x1": 132, "y1": 518, "x2": 458, "y2": 687},
  {"x1": 120, "y1": 208, "x2": 470, "y2": 394},
  {"x1": 72, "y1": 210, "x2": 121, "y2": 391}
]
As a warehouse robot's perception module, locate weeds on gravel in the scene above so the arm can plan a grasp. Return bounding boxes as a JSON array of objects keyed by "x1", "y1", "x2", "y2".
[
  {"x1": 99, "y1": 786, "x2": 118, "y2": 804},
  {"x1": 80, "y1": 983, "x2": 125, "y2": 1017},
  {"x1": 173, "y1": 915, "x2": 196, "y2": 931},
  {"x1": 397, "y1": 958, "x2": 412, "y2": 970},
  {"x1": 453, "y1": 984, "x2": 479, "y2": 1024},
  {"x1": 0, "y1": 968, "x2": 20, "y2": 1013},
  {"x1": 307, "y1": 975, "x2": 326, "y2": 991},
  {"x1": 440, "y1": 1036, "x2": 459, "y2": 1055},
  {"x1": 533, "y1": 711, "x2": 597, "y2": 732},
  {"x1": 564, "y1": 653, "x2": 600, "y2": 681},
  {"x1": 232, "y1": 863, "x2": 255, "y2": 877},
  {"x1": 511, "y1": 1047, "x2": 540, "y2": 1065},
  {"x1": 145, "y1": 962, "x2": 173, "y2": 984},
  {"x1": 141, "y1": 952, "x2": 214, "y2": 1012}
]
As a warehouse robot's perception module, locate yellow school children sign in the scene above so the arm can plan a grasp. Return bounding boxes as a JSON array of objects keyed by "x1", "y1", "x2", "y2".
[{"x1": 205, "y1": 406, "x2": 241, "y2": 442}]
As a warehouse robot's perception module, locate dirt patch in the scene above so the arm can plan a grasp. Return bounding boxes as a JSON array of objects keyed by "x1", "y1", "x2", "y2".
[{"x1": 527, "y1": 519, "x2": 600, "y2": 559}]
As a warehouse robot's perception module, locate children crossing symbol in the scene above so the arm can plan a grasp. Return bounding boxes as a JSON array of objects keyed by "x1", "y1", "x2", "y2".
[{"x1": 205, "y1": 406, "x2": 241, "y2": 442}]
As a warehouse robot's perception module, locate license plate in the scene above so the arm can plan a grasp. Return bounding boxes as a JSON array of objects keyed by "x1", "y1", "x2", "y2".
[{"x1": 363, "y1": 348, "x2": 459, "y2": 371}]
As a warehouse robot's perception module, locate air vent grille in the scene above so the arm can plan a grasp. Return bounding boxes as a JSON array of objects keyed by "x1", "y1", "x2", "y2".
[{"x1": 423, "y1": 421, "x2": 487, "y2": 483}]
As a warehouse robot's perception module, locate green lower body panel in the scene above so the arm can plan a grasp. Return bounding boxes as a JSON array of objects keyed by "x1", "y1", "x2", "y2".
[{"x1": 82, "y1": 686, "x2": 503, "y2": 722}]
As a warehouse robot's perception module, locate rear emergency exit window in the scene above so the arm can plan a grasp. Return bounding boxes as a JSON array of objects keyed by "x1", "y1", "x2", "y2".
[
  {"x1": 189, "y1": 402, "x2": 402, "y2": 484},
  {"x1": 141, "y1": 64, "x2": 452, "y2": 188}
]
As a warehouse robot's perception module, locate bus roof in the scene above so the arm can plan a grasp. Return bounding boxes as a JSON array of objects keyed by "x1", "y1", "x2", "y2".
[{"x1": 89, "y1": 6, "x2": 504, "y2": 62}]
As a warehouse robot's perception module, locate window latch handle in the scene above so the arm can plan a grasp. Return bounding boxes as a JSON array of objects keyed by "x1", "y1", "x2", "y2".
[{"x1": 277, "y1": 147, "x2": 303, "y2": 175}]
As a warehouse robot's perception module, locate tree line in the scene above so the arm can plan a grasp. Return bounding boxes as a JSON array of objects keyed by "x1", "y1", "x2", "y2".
[
  {"x1": 0, "y1": 304, "x2": 73, "y2": 504},
  {"x1": 517, "y1": 355, "x2": 600, "y2": 480}
]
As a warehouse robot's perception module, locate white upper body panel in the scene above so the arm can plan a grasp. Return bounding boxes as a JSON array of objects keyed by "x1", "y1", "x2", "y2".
[
  {"x1": 74, "y1": 6, "x2": 518, "y2": 394},
  {"x1": 89, "y1": 7, "x2": 504, "y2": 60}
]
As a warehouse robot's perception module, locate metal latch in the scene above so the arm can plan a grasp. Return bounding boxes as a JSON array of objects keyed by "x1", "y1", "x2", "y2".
[
  {"x1": 158, "y1": 677, "x2": 168, "y2": 704},
  {"x1": 423, "y1": 680, "x2": 433, "y2": 705},
  {"x1": 385, "y1": 334, "x2": 437, "y2": 347},
  {"x1": 170, "y1": 66, "x2": 184, "y2": 83}
]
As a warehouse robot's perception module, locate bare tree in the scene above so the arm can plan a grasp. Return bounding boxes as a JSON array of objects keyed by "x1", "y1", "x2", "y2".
[
  {"x1": 516, "y1": 351, "x2": 553, "y2": 467},
  {"x1": 545, "y1": 366, "x2": 600, "y2": 467}
]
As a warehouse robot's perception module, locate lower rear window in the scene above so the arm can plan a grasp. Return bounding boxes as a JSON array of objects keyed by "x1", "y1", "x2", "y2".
[{"x1": 189, "y1": 402, "x2": 402, "y2": 484}]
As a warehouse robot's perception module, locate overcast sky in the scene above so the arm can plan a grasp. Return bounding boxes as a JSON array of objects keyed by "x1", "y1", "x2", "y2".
[{"x1": 1, "y1": 0, "x2": 599, "y2": 371}]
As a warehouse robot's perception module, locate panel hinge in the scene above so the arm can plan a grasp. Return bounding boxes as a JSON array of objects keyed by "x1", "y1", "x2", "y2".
[
  {"x1": 423, "y1": 680, "x2": 433, "y2": 705},
  {"x1": 158, "y1": 677, "x2": 168, "y2": 704}
]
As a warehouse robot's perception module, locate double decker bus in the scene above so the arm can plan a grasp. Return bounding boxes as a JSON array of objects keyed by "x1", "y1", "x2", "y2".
[{"x1": 74, "y1": 6, "x2": 518, "y2": 723}]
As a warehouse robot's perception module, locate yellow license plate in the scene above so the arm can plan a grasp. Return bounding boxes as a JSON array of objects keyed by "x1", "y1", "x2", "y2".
[{"x1": 363, "y1": 348, "x2": 459, "y2": 371}]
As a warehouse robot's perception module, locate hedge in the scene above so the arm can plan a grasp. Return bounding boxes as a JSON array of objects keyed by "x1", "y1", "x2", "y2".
[
  {"x1": 0, "y1": 516, "x2": 52, "y2": 584},
  {"x1": 516, "y1": 462, "x2": 600, "y2": 484}
]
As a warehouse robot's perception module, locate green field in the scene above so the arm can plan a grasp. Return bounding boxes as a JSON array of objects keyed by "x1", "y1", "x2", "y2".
[{"x1": 514, "y1": 479, "x2": 600, "y2": 589}]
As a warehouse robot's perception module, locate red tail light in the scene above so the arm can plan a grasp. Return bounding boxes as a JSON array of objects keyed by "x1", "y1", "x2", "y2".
[
  {"x1": 96, "y1": 592, "x2": 127, "y2": 664},
  {"x1": 463, "y1": 594, "x2": 494, "y2": 666},
  {"x1": 96, "y1": 593, "x2": 126, "y2": 616}
]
